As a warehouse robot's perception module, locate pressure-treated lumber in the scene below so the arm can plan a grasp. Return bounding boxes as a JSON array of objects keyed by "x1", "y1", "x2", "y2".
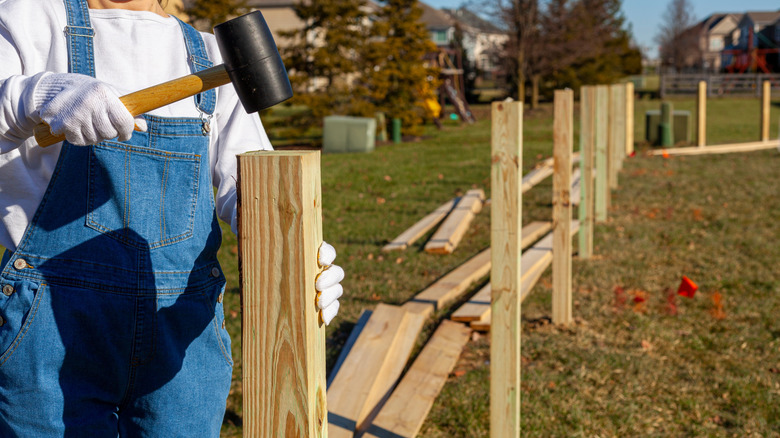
[
  {"x1": 650, "y1": 140, "x2": 777, "y2": 156},
  {"x1": 362, "y1": 320, "x2": 472, "y2": 438},
  {"x1": 424, "y1": 189, "x2": 485, "y2": 254},
  {"x1": 625, "y1": 82, "x2": 634, "y2": 156},
  {"x1": 521, "y1": 163, "x2": 553, "y2": 193},
  {"x1": 237, "y1": 150, "x2": 326, "y2": 438},
  {"x1": 697, "y1": 81, "x2": 707, "y2": 147},
  {"x1": 327, "y1": 309, "x2": 371, "y2": 387},
  {"x1": 456, "y1": 228, "x2": 555, "y2": 323},
  {"x1": 761, "y1": 80, "x2": 771, "y2": 143},
  {"x1": 579, "y1": 85, "x2": 595, "y2": 259},
  {"x1": 382, "y1": 198, "x2": 457, "y2": 252},
  {"x1": 489, "y1": 100, "x2": 522, "y2": 438},
  {"x1": 470, "y1": 221, "x2": 579, "y2": 332},
  {"x1": 327, "y1": 304, "x2": 425, "y2": 438},
  {"x1": 470, "y1": 247, "x2": 550, "y2": 332},
  {"x1": 553, "y1": 90, "x2": 574, "y2": 325},
  {"x1": 403, "y1": 248, "x2": 492, "y2": 317},
  {"x1": 451, "y1": 221, "x2": 550, "y2": 322},
  {"x1": 594, "y1": 85, "x2": 609, "y2": 222}
]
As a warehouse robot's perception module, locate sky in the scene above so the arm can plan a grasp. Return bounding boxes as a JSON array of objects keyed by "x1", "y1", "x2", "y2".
[{"x1": 421, "y1": 0, "x2": 780, "y2": 59}]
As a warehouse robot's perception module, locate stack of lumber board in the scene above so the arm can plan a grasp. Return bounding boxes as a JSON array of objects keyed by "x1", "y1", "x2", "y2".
[
  {"x1": 456, "y1": 220, "x2": 580, "y2": 332},
  {"x1": 327, "y1": 304, "x2": 426, "y2": 437},
  {"x1": 382, "y1": 189, "x2": 484, "y2": 254},
  {"x1": 424, "y1": 189, "x2": 485, "y2": 254}
]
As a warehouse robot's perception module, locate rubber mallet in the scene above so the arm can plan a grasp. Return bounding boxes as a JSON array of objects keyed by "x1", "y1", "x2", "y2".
[{"x1": 34, "y1": 10, "x2": 292, "y2": 147}]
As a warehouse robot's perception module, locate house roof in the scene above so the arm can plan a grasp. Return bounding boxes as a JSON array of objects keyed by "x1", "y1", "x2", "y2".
[
  {"x1": 418, "y1": 1, "x2": 455, "y2": 30},
  {"x1": 743, "y1": 11, "x2": 780, "y2": 26},
  {"x1": 442, "y1": 7, "x2": 504, "y2": 34}
]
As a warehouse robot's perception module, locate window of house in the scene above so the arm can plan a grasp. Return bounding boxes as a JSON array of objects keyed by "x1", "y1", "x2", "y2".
[
  {"x1": 431, "y1": 30, "x2": 448, "y2": 44},
  {"x1": 709, "y1": 37, "x2": 723, "y2": 51}
]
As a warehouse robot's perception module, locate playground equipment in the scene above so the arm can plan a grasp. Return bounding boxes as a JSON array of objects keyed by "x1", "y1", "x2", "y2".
[{"x1": 722, "y1": 26, "x2": 780, "y2": 74}]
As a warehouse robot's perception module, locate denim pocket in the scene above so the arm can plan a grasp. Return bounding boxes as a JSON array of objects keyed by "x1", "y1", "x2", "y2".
[
  {"x1": 86, "y1": 142, "x2": 201, "y2": 250},
  {"x1": 0, "y1": 280, "x2": 45, "y2": 367}
]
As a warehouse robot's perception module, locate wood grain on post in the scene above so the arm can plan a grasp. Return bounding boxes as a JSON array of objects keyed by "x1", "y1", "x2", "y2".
[
  {"x1": 697, "y1": 81, "x2": 707, "y2": 147},
  {"x1": 490, "y1": 100, "x2": 522, "y2": 438},
  {"x1": 594, "y1": 85, "x2": 609, "y2": 222},
  {"x1": 761, "y1": 80, "x2": 771, "y2": 142},
  {"x1": 237, "y1": 150, "x2": 327, "y2": 438},
  {"x1": 606, "y1": 85, "x2": 616, "y2": 191},
  {"x1": 578, "y1": 86, "x2": 595, "y2": 259},
  {"x1": 625, "y1": 82, "x2": 634, "y2": 156},
  {"x1": 552, "y1": 90, "x2": 573, "y2": 325}
]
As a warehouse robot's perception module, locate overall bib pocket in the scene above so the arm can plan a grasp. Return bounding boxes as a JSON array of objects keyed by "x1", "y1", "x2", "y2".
[
  {"x1": 86, "y1": 142, "x2": 201, "y2": 249},
  {"x1": 0, "y1": 280, "x2": 45, "y2": 366}
]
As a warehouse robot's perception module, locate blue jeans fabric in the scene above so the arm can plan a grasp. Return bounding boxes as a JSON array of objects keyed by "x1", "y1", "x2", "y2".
[{"x1": 0, "y1": 1, "x2": 231, "y2": 436}]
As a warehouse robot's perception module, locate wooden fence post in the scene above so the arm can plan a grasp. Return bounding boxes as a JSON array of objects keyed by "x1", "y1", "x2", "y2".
[
  {"x1": 595, "y1": 85, "x2": 609, "y2": 222},
  {"x1": 552, "y1": 89, "x2": 573, "y2": 325},
  {"x1": 579, "y1": 86, "x2": 594, "y2": 259},
  {"x1": 761, "y1": 80, "x2": 771, "y2": 142},
  {"x1": 625, "y1": 82, "x2": 634, "y2": 156},
  {"x1": 490, "y1": 100, "x2": 522, "y2": 438},
  {"x1": 697, "y1": 81, "x2": 707, "y2": 147},
  {"x1": 238, "y1": 151, "x2": 328, "y2": 438}
]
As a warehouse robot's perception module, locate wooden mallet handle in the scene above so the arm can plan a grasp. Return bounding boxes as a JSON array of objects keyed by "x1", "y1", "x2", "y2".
[{"x1": 33, "y1": 65, "x2": 231, "y2": 148}]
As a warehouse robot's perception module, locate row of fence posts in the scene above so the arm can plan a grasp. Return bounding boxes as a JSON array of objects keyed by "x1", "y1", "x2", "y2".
[
  {"x1": 488, "y1": 81, "x2": 634, "y2": 436},
  {"x1": 230, "y1": 81, "x2": 635, "y2": 437}
]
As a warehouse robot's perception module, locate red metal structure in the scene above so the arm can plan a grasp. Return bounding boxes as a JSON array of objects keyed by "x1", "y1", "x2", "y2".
[{"x1": 722, "y1": 26, "x2": 779, "y2": 73}]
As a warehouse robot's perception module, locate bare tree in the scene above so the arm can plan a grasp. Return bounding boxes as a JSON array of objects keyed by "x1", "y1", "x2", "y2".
[
  {"x1": 486, "y1": 0, "x2": 539, "y2": 103},
  {"x1": 655, "y1": 0, "x2": 699, "y2": 71}
]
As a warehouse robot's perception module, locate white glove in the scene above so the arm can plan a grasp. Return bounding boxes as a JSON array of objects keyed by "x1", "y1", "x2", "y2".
[
  {"x1": 33, "y1": 73, "x2": 146, "y2": 146},
  {"x1": 316, "y1": 242, "x2": 344, "y2": 325}
]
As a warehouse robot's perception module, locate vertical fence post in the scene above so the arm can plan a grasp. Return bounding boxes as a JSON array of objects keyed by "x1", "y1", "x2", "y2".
[
  {"x1": 238, "y1": 150, "x2": 328, "y2": 438},
  {"x1": 697, "y1": 81, "x2": 707, "y2": 147},
  {"x1": 625, "y1": 82, "x2": 634, "y2": 156},
  {"x1": 579, "y1": 86, "x2": 594, "y2": 259},
  {"x1": 761, "y1": 80, "x2": 771, "y2": 142},
  {"x1": 595, "y1": 85, "x2": 609, "y2": 223},
  {"x1": 552, "y1": 89, "x2": 573, "y2": 325},
  {"x1": 607, "y1": 84, "x2": 620, "y2": 190},
  {"x1": 490, "y1": 101, "x2": 522, "y2": 438}
]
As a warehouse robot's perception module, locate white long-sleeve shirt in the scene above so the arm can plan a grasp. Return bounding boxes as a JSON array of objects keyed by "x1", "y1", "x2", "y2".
[{"x1": 0, "y1": 0, "x2": 273, "y2": 252}]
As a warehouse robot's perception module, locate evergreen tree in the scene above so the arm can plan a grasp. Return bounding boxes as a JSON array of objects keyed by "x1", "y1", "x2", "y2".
[
  {"x1": 184, "y1": 0, "x2": 247, "y2": 32},
  {"x1": 362, "y1": 0, "x2": 439, "y2": 136},
  {"x1": 280, "y1": 0, "x2": 371, "y2": 132}
]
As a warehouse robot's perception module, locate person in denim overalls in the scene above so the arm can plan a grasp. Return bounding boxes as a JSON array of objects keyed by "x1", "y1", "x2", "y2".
[{"x1": 0, "y1": 0, "x2": 343, "y2": 436}]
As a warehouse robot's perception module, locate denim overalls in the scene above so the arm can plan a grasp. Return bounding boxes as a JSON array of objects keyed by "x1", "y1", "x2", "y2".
[{"x1": 0, "y1": 0, "x2": 233, "y2": 435}]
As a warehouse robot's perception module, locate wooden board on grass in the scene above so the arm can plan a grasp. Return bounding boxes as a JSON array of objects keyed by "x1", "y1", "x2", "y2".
[
  {"x1": 424, "y1": 189, "x2": 485, "y2": 254},
  {"x1": 382, "y1": 198, "x2": 458, "y2": 252},
  {"x1": 402, "y1": 248, "x2": 491, "y2": 317},
  {"x1": 362, "y1": 320, "x2": 472, "y2": 438},
  {"x1": 450, "y1": 221, "x2": 552, "y2": 323},
  {"x1": 327, "y1": 304, "x2": 426, "y2": 438}
]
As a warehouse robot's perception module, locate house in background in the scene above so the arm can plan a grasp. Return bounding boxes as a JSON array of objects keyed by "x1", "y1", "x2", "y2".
[
  {"x1": 687, "y1": 13, "x2": 739, "y2": 72},
  {"x1": 441, "y1": 7, "x2": 507, "y2": 84}
]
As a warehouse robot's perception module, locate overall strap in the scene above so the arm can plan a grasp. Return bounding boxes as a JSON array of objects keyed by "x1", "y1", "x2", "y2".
[
  {"x1": 175, "y1": 18, "x2": 216, "y2": 116},
  {"x1": 63, "y1": 0, "x2": 96, "y2": 76}
]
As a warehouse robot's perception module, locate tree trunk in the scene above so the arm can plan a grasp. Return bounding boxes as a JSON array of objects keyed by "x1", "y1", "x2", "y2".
[{"x1": 531, "y1": 74, "x2": 540, "y2": 109}]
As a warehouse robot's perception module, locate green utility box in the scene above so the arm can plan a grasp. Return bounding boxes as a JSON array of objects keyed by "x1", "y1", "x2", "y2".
[
  {"x1": 322, "y1": 116, "x2": 376, "y2": 153},
  {"x1": 645, "y1": 110, "x2": 691, "y2": 145}
]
